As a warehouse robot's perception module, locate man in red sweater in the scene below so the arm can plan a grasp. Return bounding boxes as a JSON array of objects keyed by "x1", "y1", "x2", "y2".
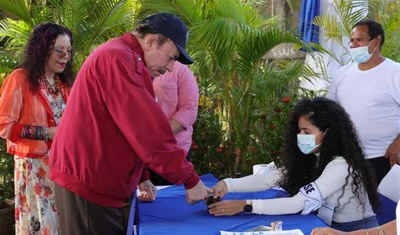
[{"x1": 49, "y1": 13, "x2": 212, "y2": 235}]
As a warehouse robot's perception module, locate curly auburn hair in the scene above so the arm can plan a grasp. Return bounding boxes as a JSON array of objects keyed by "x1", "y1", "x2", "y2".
[
  {"x1": 279, "y1": 97, "x2": 380, "y2": 213},
  {"x1": 20, "y1": 22, "x2": 74, "y2": 92}
]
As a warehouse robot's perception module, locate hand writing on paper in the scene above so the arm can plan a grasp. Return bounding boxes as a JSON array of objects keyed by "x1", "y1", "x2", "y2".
[
  {"x1": 137, "y1": 180, "x2": 157, "y2": 202},
  {"x1": 211, "y1": 180, "x2": 228, "y2": 198},
  {"x1": 186, "y1": 180, "x2": 213, "y2": 204},
  {"x1": 310, "y1": 227, "x2": 346, "y2": 235}
]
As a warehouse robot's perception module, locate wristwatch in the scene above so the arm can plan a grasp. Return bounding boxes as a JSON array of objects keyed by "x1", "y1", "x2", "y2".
[{"x1": 244, "y1": 199, "x2": 253, "y2": 214}]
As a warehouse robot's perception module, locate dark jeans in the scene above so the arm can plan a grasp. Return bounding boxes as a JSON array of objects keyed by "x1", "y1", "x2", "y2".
[
  {"x1": 367, "y1": 156, "x2": 391, "y2": 185},
  {"x1": 54, "y1": 183, "x2": 125, "y2": 235},
  {"x1": 149, "y1": 148, "x2": 192, "y2": 186},
  {"x1": 331, "y1": 216, "x2": 378, "y2": 232}
]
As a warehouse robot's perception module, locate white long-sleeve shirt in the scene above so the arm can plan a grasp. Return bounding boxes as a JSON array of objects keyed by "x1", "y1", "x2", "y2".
[{"x1": 224, "y1": 157, "x2": 375, "y2": 223}]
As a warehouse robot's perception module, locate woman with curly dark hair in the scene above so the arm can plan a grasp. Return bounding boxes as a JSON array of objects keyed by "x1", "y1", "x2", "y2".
[
  {"x1": 209, "y1": 97, "x2": 380, "y2": 232},
  {"x1": 0, "y1": 22, "x2": 74, "y2": 234}
]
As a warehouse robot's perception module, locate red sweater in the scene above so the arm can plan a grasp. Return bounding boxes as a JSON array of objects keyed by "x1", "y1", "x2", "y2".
[{"x1": 49, "y1": 33, "x2": 200, "y2": 207}]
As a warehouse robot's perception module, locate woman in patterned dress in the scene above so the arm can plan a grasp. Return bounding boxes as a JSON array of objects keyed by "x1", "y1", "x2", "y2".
[{"x1": 0, "y1": 22, "x2": 74, "y2": 235}]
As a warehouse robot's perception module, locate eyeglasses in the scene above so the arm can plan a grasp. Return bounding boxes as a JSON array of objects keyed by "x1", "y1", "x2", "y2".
[{"x1": 53, "y1": 47, "x2": 72, "y2": 59}]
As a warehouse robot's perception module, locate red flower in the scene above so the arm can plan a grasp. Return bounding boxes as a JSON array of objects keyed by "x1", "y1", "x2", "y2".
[
  {"x1": 274, "y1": 107, "x2": 281, "y2": 113},
  {"x1": 34, "y1": 183, "x2": 42, "y2": 195},
  {"x1": 249, "y1": 146, "x2": 255, "y2": 153},
  {"x1": 192, "y1": 144, "x2": 199, "y2": 150},
  {"x1": 15, "y1": 208, "x2": 20, "y2": 220},
  {"x1": 216, "y1": 147, "x2": 224, "y2": 153},
  {"x1": 38, "y1": 168, "x2": 46, "y2": 179},
  {"x1": 272, "y1": 150, "x2": 280, "y2": 156},
  {"x1": 19, "y1": 194, "x2": 27, "y2": 206},
  {"x1": 282, "y1": 96, "x2": 291, "y2": 103}
]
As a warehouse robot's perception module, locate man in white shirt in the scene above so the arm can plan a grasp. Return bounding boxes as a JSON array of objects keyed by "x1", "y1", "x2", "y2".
[{"x1": 327, "y1": 19, "x2": 400, "y2": 184}]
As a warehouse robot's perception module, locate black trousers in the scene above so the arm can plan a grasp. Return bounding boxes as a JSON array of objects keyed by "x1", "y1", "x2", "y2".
[
  {"x1": 367, "y1": 156, "x2": 391, "y2": 185},
  {"x1": 54, "y1": 183, "x2": 126, "y2": 235}
]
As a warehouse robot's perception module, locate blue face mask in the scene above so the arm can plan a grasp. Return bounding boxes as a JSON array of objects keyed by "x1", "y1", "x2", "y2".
[
  {"x1": 297, "y1": 131, "x2": 322, "y2": 155},
  {"x1": 350, "y1": 39, "x2": 377, "y2": 64}
]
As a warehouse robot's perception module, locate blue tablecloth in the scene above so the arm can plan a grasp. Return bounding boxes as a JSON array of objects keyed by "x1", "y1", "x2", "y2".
[{"x1": 137, "y1": 174, "x2": 326, "y2": 235}]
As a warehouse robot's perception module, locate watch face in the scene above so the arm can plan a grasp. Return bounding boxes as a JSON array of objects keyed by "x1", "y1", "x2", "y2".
[{"x1": 244, "y1": 204, "x2": 253, "y2": 213}]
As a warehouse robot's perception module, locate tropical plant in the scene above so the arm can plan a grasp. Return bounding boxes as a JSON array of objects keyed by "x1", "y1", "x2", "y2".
[
  {"x1": 0, "y1": 139, "x2": 13, "y2": 204},
  {"x1": 0, "y1": 0, "x2": 137, "y2": 71},
  {"x1": 312, "y1": 0, "x2": 400, "y2": 66},
  {"x1": 369, "y1": 0, "x2": 400, "y2": 62},
  {"x1": 0, "y1": 0, "x2": 139, "y2": 207}
]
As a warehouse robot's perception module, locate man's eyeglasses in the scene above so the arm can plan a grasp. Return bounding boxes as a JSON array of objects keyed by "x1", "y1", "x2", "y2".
[{"x1": 53, "y1": 47, "x2": 72, "y2": 59}]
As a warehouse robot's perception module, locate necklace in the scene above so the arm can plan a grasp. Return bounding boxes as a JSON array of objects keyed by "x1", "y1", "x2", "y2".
[{"x1": 43, "y1": 76, "x2": 60, "y2": 95}]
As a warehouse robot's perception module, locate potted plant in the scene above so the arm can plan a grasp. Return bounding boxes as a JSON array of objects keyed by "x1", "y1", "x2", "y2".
[{"x1": 0, "y1": 137, "x2": 14, "y2": 235}]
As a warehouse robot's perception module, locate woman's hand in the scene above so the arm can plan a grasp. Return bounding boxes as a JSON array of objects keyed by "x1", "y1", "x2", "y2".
[
  {"x1": 310, "y1": 227, "x2": 348, "y2": 235},
  {"x1": 47, "y1": 127, "x2": 57, "y2": 140},
  {"x1": 207, "y1": 200, "x2": 246, "y2": 216},
  {"x1": 212, "y1": 180, "x2": 228, "y2": 198}
]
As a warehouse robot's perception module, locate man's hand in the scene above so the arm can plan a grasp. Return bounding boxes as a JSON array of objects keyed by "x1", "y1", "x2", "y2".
[
  {"x1": 385, "y1": 136, "x2": 400, "y2": 166},
  {"x1": 137, "y1": 180, "x2": 157, "y2": 202},
  {"x1": 185, "y1": 180, "x2": 213, "y2": 204}
]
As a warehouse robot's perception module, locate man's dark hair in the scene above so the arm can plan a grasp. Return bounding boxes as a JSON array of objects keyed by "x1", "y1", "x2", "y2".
[
  {"x1": 135, "y1": 23, "x2": 170, "y2": 47},
  {"x1": 353, "y1": 19, "x2": 385, "y2": 48}
]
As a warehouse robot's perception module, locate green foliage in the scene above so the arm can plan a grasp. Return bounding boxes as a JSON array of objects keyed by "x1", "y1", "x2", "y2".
[
  {"x1": 136, "y1": 0, "x2": 304, "y2": 177},
  {"x1": 0, "y1": 51, "x2": 18, "y2": 77},
  {"x1": 369, "y1": 0, "x2": 400, "y2": 62},
  {"x1": 0, "y1": 139, "x2": 13, "y2": 203},
  {"x1": 0, "y1": 0, "x2": 136, "y2": 72}
]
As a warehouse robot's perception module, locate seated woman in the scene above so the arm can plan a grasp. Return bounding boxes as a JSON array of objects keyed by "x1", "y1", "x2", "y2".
[{"x1": 209, "y1": 97, "x2": 380, "y2": 232}]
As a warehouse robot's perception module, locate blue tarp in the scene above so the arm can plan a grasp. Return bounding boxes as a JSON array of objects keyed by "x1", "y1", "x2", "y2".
[{"x1": 298, "y1": 0, "x2": 320, "y2": 45}]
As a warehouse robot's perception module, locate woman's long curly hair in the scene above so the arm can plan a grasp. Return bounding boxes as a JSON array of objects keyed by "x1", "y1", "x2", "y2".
[
  {"x1": 279, "y1": 97, "x2": 380, "y2": 213},
  {"x1": 20, "y1": 22, "x2": 74, "y2": 92}
]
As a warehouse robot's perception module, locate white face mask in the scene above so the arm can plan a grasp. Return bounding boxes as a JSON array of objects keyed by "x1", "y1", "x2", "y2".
[
  {"x1": 297, "y1": 131, "x2": 322, "y2": 155},
  {"x1": 350, "y1": 38, "x2": 377, "y2": 64}
]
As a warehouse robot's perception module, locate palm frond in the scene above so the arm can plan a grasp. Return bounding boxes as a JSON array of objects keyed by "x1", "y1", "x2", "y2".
[
  {"x1": 49, "y1": 0, "x2": 133, "y2": 58},
  {"x1": 0, "y1": 18, "x2": 30, "y2": 52},
  {"x1": 235, "y1": 28, "x2": 298, "y2": 74},
  {"x1": 0, "y1": 0, "x2": 34, "y2": 25},
  {"x1": 313, "y1": 0, "x2": 368, "y2": 40}
]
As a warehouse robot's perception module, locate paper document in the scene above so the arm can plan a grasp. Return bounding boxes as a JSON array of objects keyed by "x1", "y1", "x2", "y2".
[
  {"x1": 378, "y1": 164, "x2": 400, "y2": 202},
  {"x1": 220, "y1": 229, "x2": 304, "y2": 235}
]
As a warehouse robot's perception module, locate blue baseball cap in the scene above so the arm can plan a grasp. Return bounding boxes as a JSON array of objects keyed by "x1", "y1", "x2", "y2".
[{"x1": 141, "y1": 13, "x2": 194, "y2": 65}]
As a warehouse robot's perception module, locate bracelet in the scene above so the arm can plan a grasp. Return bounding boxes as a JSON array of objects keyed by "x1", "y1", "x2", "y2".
[
  {"x1": 43, "y1": 127, "x2": 48, "y2": 142},
  {"x1": 377, "y1": 226, "x2": 385, "y2": 235},
  {"x1": 21, "y1": 125, "x2": 48, "y2": 141},
  {"x1": 363, "y1": 230, "x2": 369, "y2": 235}
]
